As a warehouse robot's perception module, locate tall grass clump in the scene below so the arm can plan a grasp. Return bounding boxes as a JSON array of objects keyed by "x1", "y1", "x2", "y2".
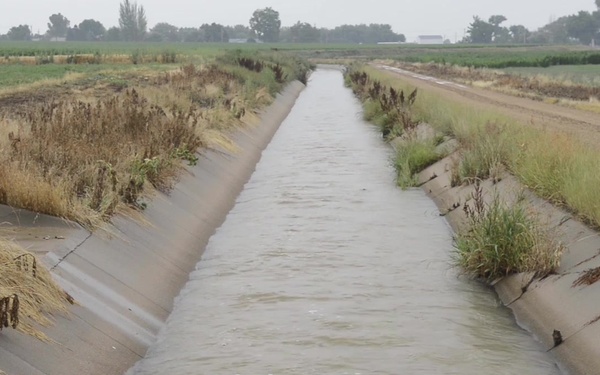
[
  {"x1": 455, "y1": 122, "x2": 516, "y2": 184},
  {"x1": 455, "y1": 182, "x2": 563, "y2": 281},
  {"x1": 394, "y1": 138, "x2": 440, "y2": 188}
]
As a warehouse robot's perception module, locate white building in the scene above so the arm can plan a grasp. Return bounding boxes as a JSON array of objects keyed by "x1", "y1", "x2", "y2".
[{"x1": 416, "y1": 35, "x2": 444, "y2": 45}]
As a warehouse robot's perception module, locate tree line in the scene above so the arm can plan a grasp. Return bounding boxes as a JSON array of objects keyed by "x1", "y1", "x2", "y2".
[
  {"x1": 464, "y1": 0, "x2": 600, "y2": 45},
  {"x1": 0, "y1": 1, "x2": 405, "y2": 44}
]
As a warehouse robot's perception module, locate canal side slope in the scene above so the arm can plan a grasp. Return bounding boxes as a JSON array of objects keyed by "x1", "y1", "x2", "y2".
[
  {"x1": 0, "y1": 81, "x2": 305, "y2": 375},
  {"x1": 416, "y1": 151, "x2": 600, "y2": 375}
]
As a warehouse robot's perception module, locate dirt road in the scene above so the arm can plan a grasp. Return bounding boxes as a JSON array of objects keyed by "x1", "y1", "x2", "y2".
[{"x1": 374, "y1": 64, "x2": 600, "y2": 149}]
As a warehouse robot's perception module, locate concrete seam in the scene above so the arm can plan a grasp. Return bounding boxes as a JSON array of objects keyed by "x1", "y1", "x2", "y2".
[{"x1": 51, "y1": 232, "x2": 93, "y2": 271}]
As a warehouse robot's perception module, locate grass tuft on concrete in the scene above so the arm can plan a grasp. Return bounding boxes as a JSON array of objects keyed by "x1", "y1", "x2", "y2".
[
  {"x1": 454, "y1": 182, "x2": 563, "y2": 281},
  {"x1": 394, "y1": 138, "x2": 440, "y2": 188}
]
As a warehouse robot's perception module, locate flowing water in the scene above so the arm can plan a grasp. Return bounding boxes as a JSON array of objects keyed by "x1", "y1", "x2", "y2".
[{"x1": 129, "y1": 68, "x2": 561, "y2": 375}]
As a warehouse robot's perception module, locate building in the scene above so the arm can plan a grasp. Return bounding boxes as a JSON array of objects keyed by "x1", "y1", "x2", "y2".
[{"x1": 416, "y1": 35, "x2": 444, "y2": 45}]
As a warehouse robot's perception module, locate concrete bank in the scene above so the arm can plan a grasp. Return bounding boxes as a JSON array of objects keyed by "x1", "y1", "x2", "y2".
[
  {"x1": 413, "y1": 143, "x2": 600, "y2": 375},
  {"x1": 0, "y1": 81, "x2": 305, "y2": 375}
]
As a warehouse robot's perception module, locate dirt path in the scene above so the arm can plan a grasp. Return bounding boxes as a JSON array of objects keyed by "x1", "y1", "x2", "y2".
[{"x1": 373, "y1": 64, "x2": 600, "y2": 149}]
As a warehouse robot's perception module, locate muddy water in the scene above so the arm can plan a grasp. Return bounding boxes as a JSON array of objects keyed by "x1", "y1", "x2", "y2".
[{"x1": 129, "y1": 68, "x2": 560, "y2": 375}]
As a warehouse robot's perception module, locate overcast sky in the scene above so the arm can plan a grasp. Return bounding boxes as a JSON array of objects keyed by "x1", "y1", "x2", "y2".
[{"x1": 1, "y1": 0, "x2": 597, "y2": 42}]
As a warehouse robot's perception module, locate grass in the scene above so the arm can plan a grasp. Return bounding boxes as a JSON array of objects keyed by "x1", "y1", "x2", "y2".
[
  {"x1": 346, "y1": 64, "x2": 593, "y2": 280},
  {"x1": 0, "y1": 237, "x2": 72, "y2": 340},
  {"x1": 356, "y1": 65, "x2": 600, "y2": 229},
  {"x1": 0, "y1": 51, "x2": 310, "y2": 230},
  {"x1": 394, "y1": 138, "x2": 440, "y2": 188},
  {"x1": 454, "y1": 182, "x2": 562, "y2": 281}
]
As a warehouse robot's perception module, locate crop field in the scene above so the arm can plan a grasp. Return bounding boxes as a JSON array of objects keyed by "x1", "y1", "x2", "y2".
[{"x1": 503, "y1": 65, "x2": 600, "y2": 87}]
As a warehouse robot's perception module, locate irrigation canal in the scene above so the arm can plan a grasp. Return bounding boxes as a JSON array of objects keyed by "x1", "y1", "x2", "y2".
[{"x1": 128, "y1": 67, "x2": 561, "y2": 374}]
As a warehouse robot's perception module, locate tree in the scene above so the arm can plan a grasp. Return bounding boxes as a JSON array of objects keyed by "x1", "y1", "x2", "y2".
[
  {"x1": 7, "y1": 25, "x2": 31, "y2": 41},
  {"x1": 289, "y1": 22, "x2": 320, "y2": 43},
  {"x1": 200, "y1": 23, "x2": 228, "y2": 42},
  {"x1": 566, "y1": 11, "x2": 599, "y2": 45},
  {"x1": 149, "y1": 22, "x2": 179, "y2": 42},
  {"x1": 105, "y1": 26, "x2": 122, "y2": 41},
  {"x1": 79, "y1": 19, "x2": 106, "y2": 41},
  {"x1": 47, "y1": 13, "x2": 70, "y2": 38},
  {"x1": 466, "y1": 16, "x2": 495, "y2": 43},
  {"x1": 225, "y1": 24, "x2": 251, "y2": 39},
  {"x1": 249, "y1": 7, "x2": 281, "y2": 42},
  {"x1": 179, "y1": 27, "x2": 203, "y2": 42},
  {"x1": 596, "y1": 0, "x2": 600, "y2": 8},
  {"x1": 529, "y1": 16, "x2": 572, "y2": 44},
  {"x1": 119, "y1": 0, "x2": 147, "y2": 41},
  {"x1": 509, "y1": 25, "x2": 530, "y2": 43}
]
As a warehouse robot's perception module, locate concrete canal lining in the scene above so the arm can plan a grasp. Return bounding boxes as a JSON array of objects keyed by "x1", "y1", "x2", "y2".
[
  {"x1": 414, "y1": 145, "x2": 600, "y2": 375},
  {"x1": 0, "y1": 81, "x2": 305, "y2": 375}
]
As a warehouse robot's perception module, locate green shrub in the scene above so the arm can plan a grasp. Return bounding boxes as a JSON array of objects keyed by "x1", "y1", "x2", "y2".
[{"x1": 455, "y1": 182, "x2": 562, "y2": 281}]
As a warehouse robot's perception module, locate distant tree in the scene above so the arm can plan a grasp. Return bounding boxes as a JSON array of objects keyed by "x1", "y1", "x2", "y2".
[
  {"x1": 47, "y1": 13, "x2": 70, "y2": 38},
  {"x1": 150, "y1": 22, "x2": 179, "y2": 42},
  {"x1": 566, "y1": 11, "x2": 599, "y2": 44},
  {"x1": 79, "y1": 19, "x2": 106, "y2": 41},
  {"x1": 529, "y1": 16, "x2": 573, "y2": 44},
  {"x1": 249, "y1": 7, "x2": 281, "y2": 42},
  {"x1": 105, "y1": 26, "x2": 122, "y2": 41},
  {"x1": 200, "y1": 23, "x2": 229, "y2": 42},
  {"x1": 179, "y1": 27, "x2": 203, "y2": 42},
  {"x1": 466, "y1": 16, "x2": 495, "y2": 43},
  {"x1": 596, "y1": 0, "x2": 600, "y2": 8},
  {"x1": 509, "y1": 25, "x2": 530, "y2": 43},
  {"x1": 119, "y1": 0, "x2": 147, "y2": 41},
  {"x1": 325, "y1": 24, "x2": 404, "y2": 44},
  {"x1": 7, "y1": 25, "x2": 32, "y2": 41},
  {"x1": 66, "y1": 26, "x2": 84, "y2": 41},
  {"x1": 289, "y1": 22, "x2": 320, "y2": 43},
  {"x1": 225, "y1": 24, "x2": 251, "y2": 39}
]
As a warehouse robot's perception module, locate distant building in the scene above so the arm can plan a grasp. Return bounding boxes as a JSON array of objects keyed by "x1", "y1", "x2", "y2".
[
  {"x1": 377, "y1": 41, "x2": 404, "y2": 45},
  {"x1": 416, "y1": 35, "x2": 444, "y2": 45},
  {"x1": 48, "y1": 36, "x2": 67, "y2": 42}
]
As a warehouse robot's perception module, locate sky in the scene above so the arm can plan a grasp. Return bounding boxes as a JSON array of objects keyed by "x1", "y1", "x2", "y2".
[{"x1": 1, "y1": 0, "x2": 597, "y2": 42}]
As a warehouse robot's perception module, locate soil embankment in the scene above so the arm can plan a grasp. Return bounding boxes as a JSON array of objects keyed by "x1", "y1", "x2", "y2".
[
  {"x1": 373, "y1": 65, "x2": 600, "y2": 149},
  {"x1": 0, "y1": 81, "x2": 305, "y2": 375}
]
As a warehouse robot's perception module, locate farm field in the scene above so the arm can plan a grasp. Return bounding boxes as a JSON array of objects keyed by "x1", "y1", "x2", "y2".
[{"x1": 503, "y1": 65, "x2": 600, "y2": 86}]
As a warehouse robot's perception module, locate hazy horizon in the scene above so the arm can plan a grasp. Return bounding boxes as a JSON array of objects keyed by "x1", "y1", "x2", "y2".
[{"x1": 1, "y1": 0, "x2": 597, "y2": 42}]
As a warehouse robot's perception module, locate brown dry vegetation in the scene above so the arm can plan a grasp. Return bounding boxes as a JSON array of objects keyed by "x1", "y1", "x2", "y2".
[
  {"x1": 573, "y1": 267, "x2": 600, "y2": 287},
  {"x1": 0, "y1": 237, "x2": 72, "y2": 341},
  {"x1": 0, "y1": 55, "x2": 305, "y2": 230}
]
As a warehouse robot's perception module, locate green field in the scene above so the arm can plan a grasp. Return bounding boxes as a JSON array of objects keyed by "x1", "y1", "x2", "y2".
[{"x1": 503, "y1": 65, "x2": 600, "y2": 86}]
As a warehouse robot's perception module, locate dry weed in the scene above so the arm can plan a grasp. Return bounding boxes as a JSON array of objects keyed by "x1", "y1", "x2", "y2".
[{"x1": 0, "y1": 237, "x2": 72, "y2": 341}]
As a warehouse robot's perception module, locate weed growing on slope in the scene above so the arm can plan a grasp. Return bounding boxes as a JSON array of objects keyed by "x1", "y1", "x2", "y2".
[
  {"x1": 394, "y1": 138, "x2": 440, "y2": 189},
  {"x1": 455, "y1": 182, "x2": 563, "y2": 281}
]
